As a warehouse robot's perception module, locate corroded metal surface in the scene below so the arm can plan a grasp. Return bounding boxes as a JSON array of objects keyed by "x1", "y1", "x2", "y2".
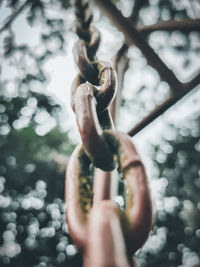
[
  {"x1": 65, "y1": 1, "x2": 153, "y2": 266},
  {"x1": 66, "y1": 75, "x2": 152, "y2": 265},
  {"x1": 66, "y1": 131, "x2": 152, "y2": 266}
]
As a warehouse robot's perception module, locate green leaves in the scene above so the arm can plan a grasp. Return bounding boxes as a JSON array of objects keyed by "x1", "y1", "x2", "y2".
[{"x1": 0, "y1": 84, "x2": 80, "y2": 266}]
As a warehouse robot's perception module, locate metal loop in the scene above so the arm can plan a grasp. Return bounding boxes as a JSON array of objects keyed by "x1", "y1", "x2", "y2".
[
  {"x1": 73, "y1": 26, "x2": 101, "y2": 85},
  {"x1": 84, "y1": 201, "x2": 133, "y2": 267},
  {"x1": 71, "y1": 61, "x2": 117, "y2": 114},
  {"x1": 65, "y1": 145, "x2": 92, "y2": 250},
  {"x1": 73, "y1": 22, "x2": 91, "y2": 43},
  {"x1": 74, "y1": 11, "x2": 93, "y2": 38},
  {"x1": 74, "y1": 24, "x2": 93, "y2": 44},
  {"x1": 87, "y1": 26, "x2": 101, "y2": 58},
  {"x1": 95, "y1": 60, "x2": 117, "y2": 113},
  {"x1": 73, "y1": 0, "x2": 94, "y2": 44},
  {"x1": 73, "y1": 1, "x2": 89, "y2": 20},
  {"x1": 73, "y1": 40, "x2": 100, "y2": 85},
  {"x1": 70, "y1": 55, "x2": 152, "y2": 254},
  {"x1": 73, "y1": 82, "x2": 116, "y2": 171},
  {"x1": 69, "y1": 2, "x2": 152, "y2": 264},
  {"x1": 103, "y1": 130, "x2": 153, "y2": 254},
  {"x1": 65, "y1": 130, "x2": 152, "y2": 259},
  {"x1": 71, "y1": 73, "x2": 85, "y2": 112}
]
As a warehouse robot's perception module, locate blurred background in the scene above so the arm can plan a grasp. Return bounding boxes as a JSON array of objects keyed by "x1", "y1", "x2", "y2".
[{"x1": 0, "y1": 0, "x2": 200, "y2": 266}]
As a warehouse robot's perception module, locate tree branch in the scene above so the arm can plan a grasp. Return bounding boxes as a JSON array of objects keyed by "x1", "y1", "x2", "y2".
[
  {"x1": 129, "y1": 0, "x2": 147, "y2": 23},
  {"x1": 127, "y1": 72, "x2": 200, "y2": 137},
  {"x1": 0, "y1": 0, "x2": 30, "y2": 34},
  {"x1": 110, "y1": 0, "x2": 148, "y2": 123},
  {"x1": 184, "y1": 71, "x2": 200, "y2": 91},
  {"x1": 138, "y1": 19, "x2": 200, "y2": 35},
  {"x1": 94, "y1": 0, "x2": 200, "y2": 136},
  {"x1": 94, "y1": 0, "x2": 184, "y2": 94},
  {"x1": 127, "y1": 87, "x2": 198, "y2": 137}
]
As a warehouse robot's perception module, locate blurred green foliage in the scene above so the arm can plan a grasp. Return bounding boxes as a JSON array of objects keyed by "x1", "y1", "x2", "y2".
[
  {"x1": 138, "y1": 116, "x2": 200, "y2": 266},
  {"x1": 0, "y1": 0, "x2": 200, "y2": 266},
  {"x1": 0, "y1": 91, "x2": 83, "y2": 266}
]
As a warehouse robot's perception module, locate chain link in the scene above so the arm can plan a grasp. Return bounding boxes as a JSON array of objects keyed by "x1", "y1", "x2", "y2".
[
  {"x1": 72, "y1": 0, "x2": 100, "y2": 84},
  {"x1": 65, "y1": 1, "x2": 153, "y2": 266}
]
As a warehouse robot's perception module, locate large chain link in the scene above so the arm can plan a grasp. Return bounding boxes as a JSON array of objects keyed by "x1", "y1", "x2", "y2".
[{"x1": 65, "y1": 1, "x2": 152, "y2": 266}]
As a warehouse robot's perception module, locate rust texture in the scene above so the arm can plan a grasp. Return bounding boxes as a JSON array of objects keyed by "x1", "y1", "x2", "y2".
[
  {"x1": 65, "y1": 1, "x2": 154, "y2": 266},
  {"x1": 65, "y1": 1, "x2": 200, "y2": 266},
  {"x1": 66, "y1": 130, "x2": 152, "y2": 266}
]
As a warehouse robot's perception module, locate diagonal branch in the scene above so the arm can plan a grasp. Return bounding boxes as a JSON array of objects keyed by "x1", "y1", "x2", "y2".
[
  {"x1": 94, "y1": 0, "x2": 184, "y2": 94},
  {"x1": 94, "y1": 0, "x2": 200, "y2": 136},
  {"x1": 184, "y1": 71, "x2": 200, "y2": 91},
  {"x1": 138, "y1": 18, "x2": 200, "y2": 35},
  {"x1": 127, "y1": 71, "x2": 200, "y2": 137},
  {"x1": 110, "y1": 0, "x2": 148, "y2": 123},
  {"x1": 0, "y1": 0, "x2": 30, "y2": 34},
  {"x1": 129, "y1": 0, "x2": 148, "y2": 23}
]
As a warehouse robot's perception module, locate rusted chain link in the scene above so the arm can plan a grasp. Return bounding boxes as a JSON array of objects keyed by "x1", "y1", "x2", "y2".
[
  {"x1": 66, "y1": 81, "x2": 152, "y2": 248},
  {"x1": 72, "y1": 0, "x2": 100, "y2": 85},
  {"x1": 65, "y1": 1, "x2": 153, "y2": 266},
  {"x1": 71, "y1": 61, "x2": 117, "y2": 114}
]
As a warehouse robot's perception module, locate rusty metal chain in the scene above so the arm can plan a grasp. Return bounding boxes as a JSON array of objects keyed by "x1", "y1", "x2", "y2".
[
  {"x1": 72, "y1": 0, "x2": 100, "y2": 85},
  {"x1": 65, "y1": 1, "x2": 153, "y2": 266}
]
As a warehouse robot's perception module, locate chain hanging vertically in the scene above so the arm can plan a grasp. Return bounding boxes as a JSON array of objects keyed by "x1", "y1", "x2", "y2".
[{"x1": 65, "y1": 1, "x2": 153, "y2": 266}]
